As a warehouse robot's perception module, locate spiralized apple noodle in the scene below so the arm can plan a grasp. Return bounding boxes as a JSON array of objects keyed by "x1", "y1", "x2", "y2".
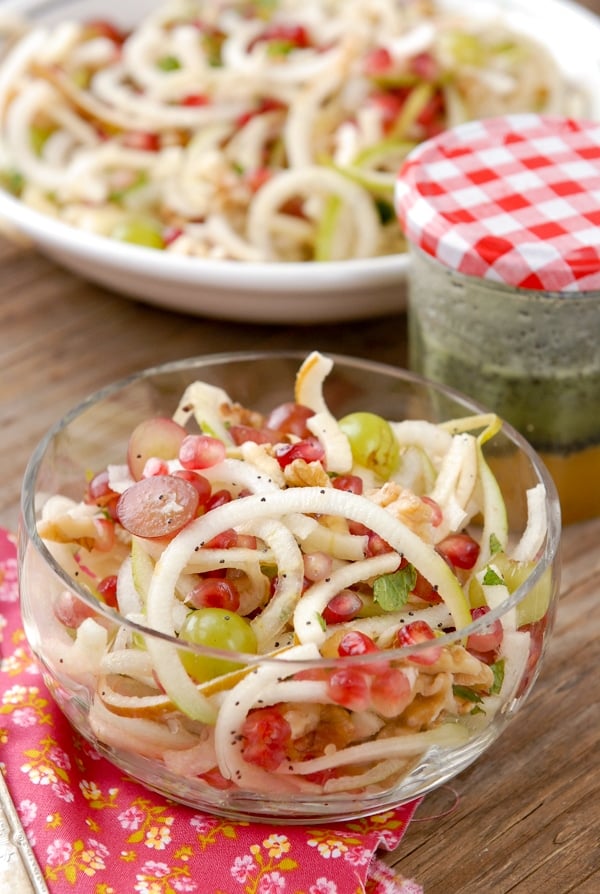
[
  {"x1": 0, "y1": 0, "x2": 585, "y2": 261},
  {"x1": 27, "y1": 351, "x2": 552, "y2": 799}
]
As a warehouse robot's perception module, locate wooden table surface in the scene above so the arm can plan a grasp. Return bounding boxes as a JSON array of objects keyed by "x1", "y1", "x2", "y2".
[{"x1": 1, "y1": 3, "x2": 599, "y2": 890}]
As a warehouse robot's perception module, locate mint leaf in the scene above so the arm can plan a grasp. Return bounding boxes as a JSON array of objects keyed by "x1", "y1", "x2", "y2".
[
  {"x1": 483, "y1": 566, "x2": 504, "y2": 586},
  {"x1": 489, "y1": 533, "x2": 503, "y2": 556},
  {"x1": 453, "y1": 685, "x2": 483, "y2": 704},
  {"x1": 373, "y1": 565, "x2": 416, "y2": 611},
  {"x1": 490, "y1": 658, "x2": 505, "y2": 695}
]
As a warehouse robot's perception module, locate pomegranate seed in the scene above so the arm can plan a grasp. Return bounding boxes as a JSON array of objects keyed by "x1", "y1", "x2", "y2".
[
  {"x1": 366, "y1": 532, "x2": 394, "y2": 556},
  {"x1": 179, "y1": 434, "x2": 226, "y2": 470},
  {"x1": 338, "y1": 630, "x2": 388, "y2": 675},
  {"x1": 97, "y1": 574, "x2": 118, "y2": 607},
  {"x1": 411, "y1": 570, "x2": 442, "y2": 604},
  {"x1": 322, "y1": 590, "x2": 362, "y2": 624},
  {"x1": 363, "y1": 46, "x2": 393, "y2": 74},
  {"x1": 244, "y1": 167, "x2": 272, "y2": 194},
  {"x1": 203, "y1": 489, "x2": 232, "y2": 512},
  {"x1": 409, "y1": 51, "x2": 439, "y2": 81},
  {"x1": 303, "y1": 551, "x2": 333, "y2": 583},
  {"x1": 54, "y1": 591, "x2": 95, "y2": 629},
  {"x1": 370, "y1": 667, "x2": 412, "y2": 717},
  {"x1": 202, "y1": 527, "x2": 237, "y2": 549},
  {"x1": 338, "y1": 630, "x2": 378, "y2": 657},
  {"x1": 265, "y1": 402, "x2": 314, "y2": 438},
  {"x1": 87, "y1": 469, "x2": 113, "y2": 501},
  {"x1": 188, "y1": 578, "x2": 240, "y2": 611},
  {"x1": 181, "y1": 93, "x2": 209, "y2": 106},
  {"x1": 274, "y1": 437, "x2": 324, "y2": 469},
  {"x1": 142, "y1": 457, "x2": 170, "y2": 477},
  {"x1": 332, "y1": 474, "x2": 363, "y2": 495},
  {"x1": 348, "y1": 520, "x2": 370, "y2": 536},
  {"x1": 241, "y1": 708, "x2": 291, "y2": 771},
  {"x1": 437, "y1": 533, "x2": 480, "y2": 570},
  {"x1": 395, "y1": 620, "x2": 442, "y2": 665},
  {"x1": 121, "y1": 130, "x2": 160, "y2": 152},
  {"x1": 421, "y1": 495, "x2": 443, "y2": 527},
  {"x1": 466, "y1": 606, "x2": 503, "y2": 655},
  {"x1": 163, "y1": 226, "x2": 183, "y2": 246},
  {"x1": 172, "y1": 469, "x2": 212, "y2": 505},
  {"x1": 327, "y1": 667, "x2": 371, "y2": 711}
]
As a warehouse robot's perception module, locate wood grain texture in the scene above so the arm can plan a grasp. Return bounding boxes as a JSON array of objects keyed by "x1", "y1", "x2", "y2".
[{"x1": 1, "y1": 4, "x2": 599, "y2": 887}]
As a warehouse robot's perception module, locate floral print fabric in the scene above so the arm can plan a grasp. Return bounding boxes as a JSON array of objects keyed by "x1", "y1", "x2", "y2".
[{"x1": 0, "y1": 528, "x2": 423, "y2": 894}]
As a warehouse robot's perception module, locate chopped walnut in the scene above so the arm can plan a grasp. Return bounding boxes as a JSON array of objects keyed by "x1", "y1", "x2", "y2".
[
  {"x1": 365, "y1": 482, "x2": 435, "y2": 539},
  {"x1": 284, "y1": 459, "x2": 331, "y2": 488},
  {"x1": 220, "y1": 401, "x2": 266, "y2": 429}
]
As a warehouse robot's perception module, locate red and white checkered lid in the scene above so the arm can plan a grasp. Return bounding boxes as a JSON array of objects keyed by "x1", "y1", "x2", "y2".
[{"x1": 395, "y1": 114, "x2": 600, "y2": 292}]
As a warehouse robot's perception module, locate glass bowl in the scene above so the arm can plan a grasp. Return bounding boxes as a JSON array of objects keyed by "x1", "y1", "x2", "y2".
[{"x1": 18, "y1": 352, "x2": 561, "y2": 823}]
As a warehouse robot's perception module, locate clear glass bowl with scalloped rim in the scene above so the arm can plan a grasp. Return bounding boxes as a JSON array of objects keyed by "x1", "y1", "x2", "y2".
[{"x1": 18, "y1": 352, "x2": 561, "y2": 822}]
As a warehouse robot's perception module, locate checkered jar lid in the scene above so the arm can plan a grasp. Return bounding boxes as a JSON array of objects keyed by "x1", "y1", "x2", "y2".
[{"x1": 394, "y1": 114, "x2": 600, "y2": 292}]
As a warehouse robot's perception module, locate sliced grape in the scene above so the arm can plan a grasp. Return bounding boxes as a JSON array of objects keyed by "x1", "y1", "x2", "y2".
[
  {"x1": 116, "y1": 475, "x2": 199, "y2": 539},
  {"x1": 127, "y1": 417, "x2": 188, "y2": 480},
  {"x1": 338, "y1": 411, "x2": 400, "y2": 479},
  {"x1": 178, "y1": 608, "x2": 258, "y2": 682}
]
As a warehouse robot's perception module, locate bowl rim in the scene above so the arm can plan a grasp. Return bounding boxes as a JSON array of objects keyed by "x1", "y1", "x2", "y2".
[{"x1": 19, "y1": 350, "x2": 562, "y2": 664}]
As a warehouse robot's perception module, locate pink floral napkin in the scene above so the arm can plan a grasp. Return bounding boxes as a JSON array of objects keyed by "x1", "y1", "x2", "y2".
[{"x1": 0, "y1": 528, "x2": 423, "y2": 894}]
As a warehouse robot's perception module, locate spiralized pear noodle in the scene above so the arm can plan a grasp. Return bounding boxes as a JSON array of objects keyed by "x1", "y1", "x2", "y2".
[
  {"x1": 34, "y1": 351, "x2": 551, "y2": 800},
  {"x1": 0, "y1": 0, "x2": 583, "y2": 261}
]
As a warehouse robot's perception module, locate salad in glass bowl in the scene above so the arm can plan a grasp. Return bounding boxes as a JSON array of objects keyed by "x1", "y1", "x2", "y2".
[{"x1": 18, "y1": 352, "x2": 561, "y2": 822}]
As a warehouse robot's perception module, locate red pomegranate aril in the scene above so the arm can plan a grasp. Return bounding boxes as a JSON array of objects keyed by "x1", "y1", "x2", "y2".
[
  {"x1": 332, "y1": 474, "x2": 363, "y2": 495},
  {"x1": 203, "y1": 489, "x2": 232, "y2": 513},
  {"x1": 348, "y1": 520, "x2": 370, "y2": 536},
  {"x1": 202, "y1": 527, "x2": 237, "y2": 549},
  {"x1": 244, "y1": 166, "x2": 272, "y2": 194},
  {"x1": 370, "y1": 667, "x2": 412, "y2": 717},
  {"x1": 172, "y1": 469, "x2": 212, "y2": 505},
  {"x1": 122, "y1": 130, "x2": 160, "y2": 151},
  {"x1": 97, "y1": 574, "x2": 118, "y2": 607},
  {"x1": 421, "y1": 495, "x2": 443, "y2": 527},
  {"x1": 322, "y1": 589, "x2": 362, "y2": 624},
  {"x1": 83, "y1": 19, "x2": 126, "y2": 44},
  {"x1": 327, "y1": 668, "x2": 371, "y2": 711},
  {"x1": 87, "y1": 469, "x2": 113, "y2": 501},
  {"x1": 366, "y1": 531, "x2": 394, "y2": 556},
  {"x1": 395, "y1": 620, "x2": 442, "y2": 665},
  {"x1": 411, "y1": 570, "x2": 442, "y2": 604},
  {"x1": 274, "y1": 437, "x2": 324, "y2": 469},
  {"x1": 363, "y1": 46, "x2": 393, "y2": 74},
  {"x1": 338, "y1": 630, "x2": 388, "y2": 675},
  {"x1": 265, "y1": 402, "x2": 315, "y2": 438},
  {"x1": 116, "y1": 475, "x2": 200, "y2": 539},
  {"x1": 181, "y1": 92, "x2": 209, "y2": 106},
  {"x1": 436, "y1": 533, "x2": 480, "y2": 570},
  {"x1": 251, "y1": 23, "x2": 310, "y2": 51},
  {"x1": 179, "y1": 434, "x2": 226, "y2": 470},
  {"x1": 188, "y1": 578, "x2": 240, "y2": 612},
  {"x1": 142, "y1": 457, "x2": 170, "y2": 477},
  {"x1": 409, "y1": 50, "x2": 439, "y2": 81},
  {"x1": 54, "y1": 591, "x2": 95, "y2": 629},
  {"x1": 303, "y1": 551, "x2": 333, "y2": 583},
  {"x1": 241, "y1": 707, "x2": 292, "y2": 771},
  {"x1": 466, "y1": 606, "x2": 503, "y2": 655}
]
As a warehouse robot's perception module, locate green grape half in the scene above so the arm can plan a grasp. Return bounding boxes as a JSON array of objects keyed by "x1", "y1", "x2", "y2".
[
  {"x1": 178, "y1": 608, "x2": 258, "y2": 682},
  {"x1": 339, "y1": 411, "x2": 400, "y2": 479}
]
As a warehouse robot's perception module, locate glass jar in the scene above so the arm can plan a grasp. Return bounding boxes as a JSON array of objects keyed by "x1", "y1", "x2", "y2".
[{"x1": 395, "y1": 115, "x2": 600, "y2": 524}]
